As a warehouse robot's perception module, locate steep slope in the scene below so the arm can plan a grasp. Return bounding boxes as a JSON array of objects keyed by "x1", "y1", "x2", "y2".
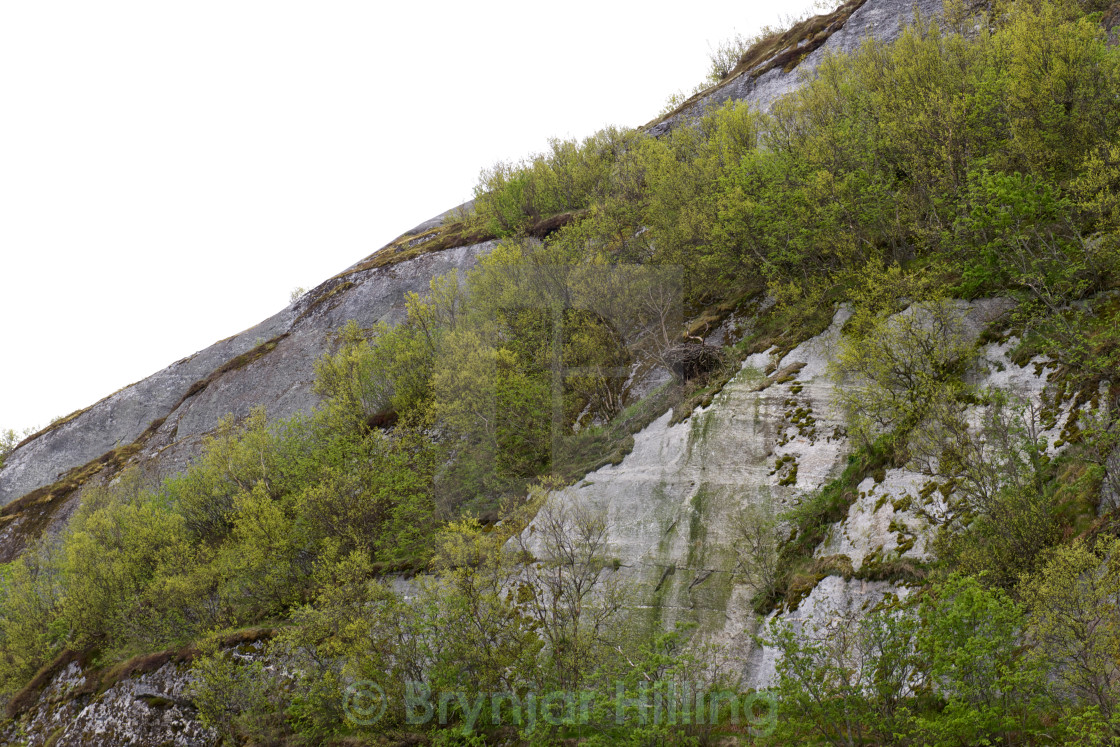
[
  {"x1": 7, "y1": 1, "x2": 1069, "y2": 743},
  {"x1": 0, "y1": 235, "x2": 492, "y2": 559},
  {"x1": 527, "y1": 298, "x2": 1064, "y2": 690},
  {"x1": 645, "y1": 0, "x2": 944, "y2": 134},
  {"x1": 0, "y1": 0, "x2": 944, "y2": 561}
]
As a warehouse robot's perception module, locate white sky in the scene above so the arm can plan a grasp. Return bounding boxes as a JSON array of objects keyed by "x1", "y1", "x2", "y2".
[{"x1": 0, "y1": 1, "x2": 821, "y2": 435}]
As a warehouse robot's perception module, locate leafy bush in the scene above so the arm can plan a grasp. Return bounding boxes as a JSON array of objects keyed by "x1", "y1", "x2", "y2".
[
  {"x1": 189, "y1": 637, "x2": 281, "y2": 743},
  {"x1": 831, "y1": 296, "x2": 975, "y2": 448},
  {"x1": 473, "y1": 128, "x2": 634, "y2": 237},
  {"x1": 921, "y1": 392, "x2": 1065, "y2": 588},
  {"x1": 766, "y1": 604, "x2": 917, "y2": 746},
  {"x1": 0, "y1": 542, "x2": 63, "y2": 694},
  {"x1": 1021, "y1": 536, "x2": 1120, "y2": 728},
  {"x1": 766, "y1": 576, "x2": 1048, "y2": 746},
  {"x1": 915, "y1": 575, "x2": 1046, "y2": 744}
]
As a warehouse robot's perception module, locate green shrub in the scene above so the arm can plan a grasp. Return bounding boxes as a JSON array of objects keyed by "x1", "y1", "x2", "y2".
[
  {"x1": 915, "y1": 575, "x2": 1047, "y2": 745},
  {"x1": 189, "y1": 638, "x2": 281, "y2": 743},
  {"x1": 0, "y1": 542, "x2": 63, "y2": 696},
  {"x1": 766, "y1": 600, "x2": 923, "y2": 746},
  {"x1": 1020, "y1": 537, "x2": 1120, "y2": 728}
]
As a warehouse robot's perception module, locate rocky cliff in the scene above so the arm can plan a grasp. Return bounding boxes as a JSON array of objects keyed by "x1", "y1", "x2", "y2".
[
  {"x1": 6, "y1": 0, "x2": 1093, "y2": 743},
  {"x1": 645, "y1": 0, "x2": 944, "y2": 134},
  {"x1": 0, "y1": 238, "x2": 493, "y2": 561},
  {"x1": 0, "y1": 0, "x2": 946, "y2": 530},
  {"x1": 531, "y1": 297, "x2": 1071, "y2": 692},
  {"x1": 0, "y1": 296, "x2": 1075, "y2": 744}
]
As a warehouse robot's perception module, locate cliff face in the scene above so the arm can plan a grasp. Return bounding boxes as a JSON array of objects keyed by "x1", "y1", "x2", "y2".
[
  {"x1": 1, "y1": 657, "x2": 215, "y2": 747},
  {"x1": 0, "y1": 0, "x2": 948, "y2": 549},
  {"x1": 5, "y1": 297, "x2": 1068, "y2": 746},
  {"x1": 0, "y1": 239, "x2": 492, "y2": 559},
  {"x1": 2, "y1": 0, "x2": 1045, "y2": 743},
  {"x1": 0, "y1": 0, "x2": 947, "y2": 538},
  {"x1": 530, "y1": 297, "x2": 1072, "y2": 692},
  {"x1": 1106, "y1": 1, "x2": 1120, "y2": 45},
  {"x1": 646, "y1": 0, "x2": 944, "y2": 134}
]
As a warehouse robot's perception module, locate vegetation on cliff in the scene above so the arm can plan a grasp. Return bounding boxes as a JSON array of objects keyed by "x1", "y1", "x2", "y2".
[{"x1": 3, "y1": 0, "x2": 1120, "y2": 743}]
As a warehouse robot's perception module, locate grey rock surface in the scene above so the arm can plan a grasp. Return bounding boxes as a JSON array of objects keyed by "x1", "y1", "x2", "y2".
[
  {"x1": 7, "y1": 298, "x2": 1064, "y2": 744},
  {"x1": 0, "y1": 241, "x2": 492, "y2": 507},
  {"x1": 526, "y1": 299, "x2": 1062, "y2": 687},
  {"x1": 0, "y1": 0, "x2": 1049, "y2": 738},
  {"x1": 0, "y1": 0, "x2": 945, "y2": 513},
  {"x1": 648, "y1": 0, "x2": 943, "y2": 135},
  {"x1": 0, "y1": 660, "x2": 214, "y2": 747}
]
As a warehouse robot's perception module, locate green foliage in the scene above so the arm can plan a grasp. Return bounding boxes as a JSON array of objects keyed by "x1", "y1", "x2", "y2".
[
  {"x1": 0, "y1": 372, "x2": 439, "y2": 696},
  {"x1": 832, "y1": 282, "x2": 975, "y2": 449},
  {"x1": 580, "y1": 623, "x2": 723, "y2": 747},
  {"x1": 915, "y1": 575, "x2": 1047, "y2": 745},
  {"x1": 954, "y1": 169, "x2": 1086, "y2": 300},
  {"x1": 429, "y1": 327, "x2": 553, "y2": 500},
  {"x1": 313, "y1": 241, "x2": 684, "y2": 512},
  {"x1": 1020, "y1": 536, "x2": 1120, "y2": 727},
  {"x1": 469, "y1": 1, "x2": 1120, "y2": 321},
  {"x1": 189, "y1": 637, "x2": 280, "y2": 743},
  {"x1": 704, "y1": 32, "x2": 753, "y2": 84},
  {"x1": 0, "y1": 431, "x2": 18, "y2": 472},
  {"x1": 0, "y1": 543, "x2": 63, "y2": 695},
  {"x1": 766, "y1": 601, "x2": 923, "y2": 747},
  {"x1": 59, "y1": 469, "x2": 203, "y2": 652},
  {"x1": 923, "y1": 391, "x2": 1067, "y2": 588},
  {"x1": 162, "y1": 407, "x2": 282, "y2": 544},
  {"x1": 423, "y1": 517, "x2": 545, "y2": 697},
  {"x1": 184, "y1": 492, "x2": 708, "y2": 743},
  {"x1": 767, "y1": 576, "x2": 1051, "y2": 746},
  {"x1": 312, "y1": 319, "x2": 399, "y2": 427},
  {"x1": 269, "y1": 550, "x2": 425, "y2": 737},
  {"x1": 473, "y1": 128, "x2": 634, "y2": 237}
]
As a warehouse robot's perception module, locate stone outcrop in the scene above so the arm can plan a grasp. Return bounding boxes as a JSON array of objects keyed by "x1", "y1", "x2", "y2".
[
  {"x1": 646, "y1": 0, "x2": 944, "y2": 135},
  {"x1": 0, "y1": 238, "x2": 493, "y2": 560},
  {"x1": 1105, "y1": 2, "x2": 1120, "y2": 46},
  {"x1": 8, "y1": 292, "x2": 1071, "y2": 742},
  {"x1": 1, "y1": 659, "x2": 214, "y2": 747},
  {"x1": 527, "y1": 298, "x2": 1066, "y2": 689},
  {"x1": 0, "y1": 0, "x2": 950, "y2": 549}
]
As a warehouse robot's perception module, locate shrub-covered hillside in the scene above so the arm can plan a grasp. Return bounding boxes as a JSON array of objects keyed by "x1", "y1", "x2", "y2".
[{"x1": 3, "y1": 1, "x2": 1120, "y2": 744}]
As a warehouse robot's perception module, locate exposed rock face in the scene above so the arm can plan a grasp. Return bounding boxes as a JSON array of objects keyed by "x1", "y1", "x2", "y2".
[
  {"x1": 0, "y1": 0, "x2": 947, "y2": 535},
  {"x1": 1105, "y1": 2, "x2": 1120, "y2": 46},
  {"x1": 0, "y1": 241, "x2": 492, "y2": 554},
  {"x1": 0, "y1": 239, "x2": 490, "y2": 507},
  {"x1": 647, "y1": 0, "x2": 943, "y2": 135},
  {"x1": 1, "y1": 660, "x2": 214, "y2": 747},
  {"x1": 5, "y1": 297, "x2": 1067, "y2": 743},
  {"x1": 527, "y1": 298, "x2": 1058, "y2": 689}
]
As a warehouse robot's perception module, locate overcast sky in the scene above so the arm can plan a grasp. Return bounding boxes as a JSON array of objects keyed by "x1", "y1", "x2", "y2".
[{"x1": 0, "y1": 0, "x2": 822, "y2": 435}]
